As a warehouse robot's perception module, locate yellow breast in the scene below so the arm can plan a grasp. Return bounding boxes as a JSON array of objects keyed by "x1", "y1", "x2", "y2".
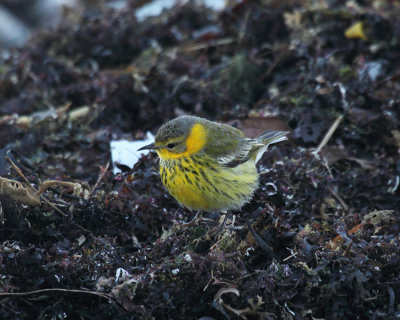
[{"x1": 159, "y1": 155, "x2": 258, "y2": 213}]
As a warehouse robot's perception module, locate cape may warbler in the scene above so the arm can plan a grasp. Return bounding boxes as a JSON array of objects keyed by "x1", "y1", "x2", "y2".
[{"x1": 139, "y1": 116, "x2": 288, "y2": 213}]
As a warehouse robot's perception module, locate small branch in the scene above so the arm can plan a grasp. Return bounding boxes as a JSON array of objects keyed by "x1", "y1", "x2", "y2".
[
  {"x1": 5, "y1": 156, "x2": 36, "y2": 193},
  {"x1": 179, "y1": 37, "x2": 234, "y2": 52},
  {"x1": 327, "y1": 186, "x2": 349, "y2": 211},
  {"x1": 38, "y1": 180, "x2": 77, "y2": 196},
  {"x1": 41, "y1": 196, "x2": 67, "y2": 216},
  {"x1": 313, "y1": 114, "x2": 344, "y2": 154},
  {"x1": 90, "y1": 161, "x2": 110, "y2": 196},
  {"x1": 313, "y1": 83, "x2": 349, "y2": 154},
  {"x1": 0, "y1": 288, "x2": 114, "y2": 301}
]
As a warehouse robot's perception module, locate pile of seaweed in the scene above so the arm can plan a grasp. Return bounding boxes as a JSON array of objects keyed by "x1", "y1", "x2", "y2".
[{"x1": 0, "y1": 0, "x2": 399, "y2": 319}]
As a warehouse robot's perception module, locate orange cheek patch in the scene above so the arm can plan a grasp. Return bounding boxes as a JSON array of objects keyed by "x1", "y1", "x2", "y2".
[
  {"x1": 185, "y1": 123, "x2": 207, "y2": 155},
  {"x1": 156, "y1": 123, "x2": 207, "y2": 159}
]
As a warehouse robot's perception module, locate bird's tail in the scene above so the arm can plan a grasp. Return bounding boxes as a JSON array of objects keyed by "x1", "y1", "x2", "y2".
[
  {"x1": 257, "y1": 130, "x2": 289, "y2": 146},
  {"x1": 254, "y1": 130, "x2": 289, "y2": 163}
]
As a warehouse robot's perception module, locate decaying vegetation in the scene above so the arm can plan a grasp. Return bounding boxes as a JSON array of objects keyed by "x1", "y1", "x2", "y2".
[{"x1": 0, "y1": 0, "x2": 399, "y2": 319}]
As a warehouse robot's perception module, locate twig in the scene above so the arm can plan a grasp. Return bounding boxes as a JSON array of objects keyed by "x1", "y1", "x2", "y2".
[
  {"x1": 238, "y1": 10, "x2": 250, "y2": 45},
  {"x1": 4, "y1": 154, "x2": 78, "y2": 216},
  {"x1": 283, "y1": 249, "x2": 298, "y2": 262},
  {"x1": 38, "y1": 180, "x2": 77, "y2": 196},
  {"x1": 203, "y1": 269, "x2": 214, "y2": 292},
  {"x1": 374, "y1": 73, "x2": 400, "y2": 89},
  {"x1": 179, "y1": 38, "x2": 234, "y2": 52},
  {"x1": 90, "y1": 161, "x2": 110, "y2": 196},
  {"x1": 327, "y1": 186, "x2": 349, "y2": 211},
  {"x1": 313, "y1": 114, "x2": 344, "y2": 154},
  {"x1": 0, "y1": 288, "x2": 114, "y2": 301},
  {"x1": 41, "y1": 196, "x2": 67, "y2": 216},
  {"x1": 247, "y1": 218, "x2": 273, "y2": 256},
  {"x1": 72, "y1": 222, "x2": 95, "y2": 239},
  {"x1": 5, "y1": 156, "x2": 36, "y2": 193},
  {"x1": 313, "y1": 83, "x2": 349, "y2": 154},
  {"x1": 257, "y1": 50, "x2": 288, "y2": 83}
]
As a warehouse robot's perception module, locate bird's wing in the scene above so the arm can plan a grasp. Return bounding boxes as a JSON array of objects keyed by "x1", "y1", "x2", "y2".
[
  {"x1": 218, "y1": 140, "x2": 264, "y2": 168},
  {"x1": 203, "y1": 124, "x2": 288, "y2": 167},
  {"x1": 202, "y1": 122, "x2": 262, "y2": 168}
]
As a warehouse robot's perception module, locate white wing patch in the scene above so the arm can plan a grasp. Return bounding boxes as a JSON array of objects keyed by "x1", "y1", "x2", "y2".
[
  {"x1": 255, "y1": 134, "x2": 288, "y2": 164},
  {"x1": 214, "y1": 130, "x2": 288, "y2": 168},
  {"x1": 217, "y1": 138, "x2": 257, "y2": 168}
]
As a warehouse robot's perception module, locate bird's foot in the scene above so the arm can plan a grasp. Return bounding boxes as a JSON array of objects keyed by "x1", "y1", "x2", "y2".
[{"x1": 182, "y1": 211, "x2": 213, "y2": 227}]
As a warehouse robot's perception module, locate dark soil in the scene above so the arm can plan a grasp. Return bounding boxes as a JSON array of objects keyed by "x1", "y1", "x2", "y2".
[{"x1": 0, "y1": 1, "x2": 399, "y2": 319}]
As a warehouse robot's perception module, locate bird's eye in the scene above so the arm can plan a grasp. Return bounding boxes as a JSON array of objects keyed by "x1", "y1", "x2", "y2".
[{"x1": 166, "y1": 143, "x2": 176, "y2": 149}]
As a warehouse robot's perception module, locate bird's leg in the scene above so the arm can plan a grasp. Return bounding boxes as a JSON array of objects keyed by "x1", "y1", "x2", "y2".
[
  {"x1": 182, "y1": 210, "x2": 204, "y2": 226},
  {"x1": 182, "y1": 210, "x2": 215, "y2": 226},
  {"x1": 206, "y1": 212, "x2": 230, "y2": 239}
]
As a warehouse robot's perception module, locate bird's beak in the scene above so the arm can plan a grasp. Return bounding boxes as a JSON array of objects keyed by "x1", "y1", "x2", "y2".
[{"x1": 138, "y1": 143, "x2": 158, "y2": 151}]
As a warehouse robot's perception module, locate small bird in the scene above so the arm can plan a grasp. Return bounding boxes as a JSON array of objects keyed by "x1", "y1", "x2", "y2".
[{"x1": 139, "y1": 115, "x2": 288, "y2": 214}]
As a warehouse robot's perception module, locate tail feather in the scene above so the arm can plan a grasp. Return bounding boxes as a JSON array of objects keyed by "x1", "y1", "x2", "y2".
[
  {"x1": 257, "y1": 130, "x2": 289, "y2": 145},
  {"x1": 255, "y1": 130, "x2": 289, "y2": 163}
]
